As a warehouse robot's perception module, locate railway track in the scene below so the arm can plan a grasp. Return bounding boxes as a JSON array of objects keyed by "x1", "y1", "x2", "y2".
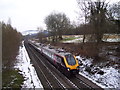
[
  {"x1": 24, "y1": 41, "x2": 103, "y2": 90},
  {"x1": 75, "y1": 75, "x2": 102, "y2": 89},
  {"x1": 25, "y1": 41, "x2": 78, "y2": 89}
]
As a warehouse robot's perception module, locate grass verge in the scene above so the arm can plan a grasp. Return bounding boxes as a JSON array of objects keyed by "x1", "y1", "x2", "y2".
[
  {"x1": 2, "y1": 69, "x2": 24, "y2": 88},
  {"x1": 61, "y1": 37, "x2": 79, "y2": 42}
]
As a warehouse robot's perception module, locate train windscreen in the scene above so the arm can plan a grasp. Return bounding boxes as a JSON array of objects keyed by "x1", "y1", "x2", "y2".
[{"x1": 65, "y1": 54, "x2": 76, "y2": 65}]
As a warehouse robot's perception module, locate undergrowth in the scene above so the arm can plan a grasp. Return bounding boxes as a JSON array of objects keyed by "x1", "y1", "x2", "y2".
[{"x1": 2, "y1": 69, "x2": 24, "y2": 88}]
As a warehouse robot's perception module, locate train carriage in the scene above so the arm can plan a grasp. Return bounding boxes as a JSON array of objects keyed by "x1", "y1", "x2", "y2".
[{"x1": 29, "y1": 41, "x2": 80, "y2": 77}]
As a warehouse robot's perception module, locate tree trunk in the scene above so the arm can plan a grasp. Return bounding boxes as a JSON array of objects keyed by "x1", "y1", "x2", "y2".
[
  {"x1": 83, "y1": 35, "x2": 85, "y2": 43},
  {"x1": 52, "y1": 36, "x2": 55, "y2": 42},
  {"x1": 59, "y1": 35, "x2": 63, "y2": 40},
  {"x1": 96, "y1": 33, "x2": 103, "y2": 43}
]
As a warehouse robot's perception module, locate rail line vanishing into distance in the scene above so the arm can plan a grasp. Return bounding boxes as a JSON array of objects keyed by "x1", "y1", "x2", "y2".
[{"x1": 24, "y1": 40, "x2": 103, "y2": 90}]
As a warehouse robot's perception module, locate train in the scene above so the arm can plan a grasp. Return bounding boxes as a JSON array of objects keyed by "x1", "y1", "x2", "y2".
[{"x1": 28, "y1": 40, "x2": 80, "y2": 77}]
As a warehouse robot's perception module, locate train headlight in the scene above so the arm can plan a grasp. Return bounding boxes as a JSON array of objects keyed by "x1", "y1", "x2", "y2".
[{"x1": 67, "y1": 68, "x2": 70, "y2": 71}]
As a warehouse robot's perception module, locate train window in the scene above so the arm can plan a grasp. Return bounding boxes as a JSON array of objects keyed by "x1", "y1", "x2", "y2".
[
  {"x1": 65, "y1": 54, "x2": 76, "y2": 65},
  {"x1": 56, "y1": 56, "x2": 61, "y2": 63},
  {"x1": 56, "y1": 55, "x2": 65, "y2": 66}
]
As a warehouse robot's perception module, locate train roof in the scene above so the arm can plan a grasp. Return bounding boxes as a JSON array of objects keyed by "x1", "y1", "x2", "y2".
[
  {"x1": 29, "y1": 40, "x2": 73, "y2": 57},
  {"x1": 42, "y1": 44, "x2": 72, "y2": 57}
]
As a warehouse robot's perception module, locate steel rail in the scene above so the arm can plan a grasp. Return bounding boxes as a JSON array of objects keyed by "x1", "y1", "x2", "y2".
[
  {"x1": 26, "y1": 41, "x2": 103, "y2": 90},
  {"x1": 26, "y1": 43, "x2": 66, "y2": 89},
  {"x1": 75, "y1": 74, "x2": 103, "y2": 90},
  {"x1": 29, "y1": 42, "x2": 79, "y2": 89},
  {"x1": 25, "y1": 43, "x2": 53, "y2": 89}
]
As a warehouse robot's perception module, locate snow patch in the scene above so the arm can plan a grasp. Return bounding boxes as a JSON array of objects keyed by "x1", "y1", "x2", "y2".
[
  {"x1": 76, "y1": 56, "x2": 120, "y2": 89},
  {"x1": 94, "y1": 67, "x2": 120, "y2": 88},
  {"x1": 62, "y1": 38, "x2": 83, "y2": 43},
  {"x1": 14, "y1": 42, "x2": 43, "y2": 88}
]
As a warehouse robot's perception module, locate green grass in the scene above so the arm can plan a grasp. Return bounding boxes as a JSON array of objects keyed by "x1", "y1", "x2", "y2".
[
  {"x1": 61, "y1": 37, "x2": 79, "y2": 42},
  {"x1": 2, "y1": 69, "x2": 24, "y2": 88}
]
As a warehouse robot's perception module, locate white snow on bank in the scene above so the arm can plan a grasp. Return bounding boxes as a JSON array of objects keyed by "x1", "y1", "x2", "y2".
[
  {"x1": 14, "y1": 42, "x2": 43, "y2": 88},
  {"x1": 79, "y1": 72, "x2": 106, "y2": 89},
  {"x1": 76, "y1": 55, "x2": 120, "y2": 89},
  {"x1": 105, "y1": 38, "x2": 120, "y2": 42},
  {"x1": 94, "y1": 67, "x2": 120, "y2": 88}
]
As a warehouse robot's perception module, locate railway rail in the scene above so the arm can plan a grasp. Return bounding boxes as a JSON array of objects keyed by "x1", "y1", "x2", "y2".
[
  {"x1": 25, "y1": 41, "x2": 78, "y2": 89},
  {"x1": 24, "y1": 41, "x2": 103, "y2": 90}
]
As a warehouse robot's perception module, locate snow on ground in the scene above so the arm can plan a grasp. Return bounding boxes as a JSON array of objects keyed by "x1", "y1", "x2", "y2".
[
  {"x1": 63, "y1": 37, "x2": 120, "y2": 43},
  {"x1": 14, "y1": 42, "x2": 43, "y2": 88},
  {"x1": 62, "y1": 38, "x2": 83, "y2": 43},
  {"x1": 104, "y1": 38, "x2": 120, "y2": 42},
  {"x1": 28, "y1": 39, "x2": 120, "y2": 89},
  {"x1": 62, "y1": 34, "x2": 120, "y2": 43},
  {"x1": 76, "y1": 56, "x2": 120, "y2": 89},
  {"x1": 94, "y1": 67, "x2": 120, "y2": 88},
  {"x1": 62, "y1": 35, "x2": 120, "y2": 88}
]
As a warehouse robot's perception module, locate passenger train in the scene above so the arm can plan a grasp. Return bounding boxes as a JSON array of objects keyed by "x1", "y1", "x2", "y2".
[{"x1": 28, "y1": 41, "x2": 80, "y2": 76}]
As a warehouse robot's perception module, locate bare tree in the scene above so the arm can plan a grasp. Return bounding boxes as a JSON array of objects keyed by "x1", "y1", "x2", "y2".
[
  {"x1": 45, "y1": 13, "x2": 57, "y2": 42},
  {"x1": 77, "y1": 0, "x2": 90, "y2": 43},
  {"x1": 45, "y1": 12, "x2": 70, "y2": 42},
  {"x1": 92, "y1": 1, "x2": 110, "y2": 43},
  {"x1": 109, "y1": 1, "x2": 120, "y2": 34},
  {"x1": 109, "y1": 1, "x2": 120, "y2": 21},
  {"x1": 77, "y1": 0, "x2": 110, "y2": 43},
  {"x1": 37, "y1": 27, "x2": 45, "y2": 43},
  {"x1": 2, "y1": 21, "x2": 22, "y2": 69}
]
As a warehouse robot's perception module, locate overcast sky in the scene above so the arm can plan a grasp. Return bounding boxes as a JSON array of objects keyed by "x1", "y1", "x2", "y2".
[
  {"x1": 0, "y1": 0, "x2": 80, "y2": 33},
  {"x1": 0, "y1": 0, "x2": 119, "y2": 33}
]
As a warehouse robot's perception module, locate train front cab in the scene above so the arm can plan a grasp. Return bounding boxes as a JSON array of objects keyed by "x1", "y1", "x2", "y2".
[
  {"x1": 55, "y1": 54, "x2": 79, "y2": 77},
  {"x1": 64, "y1": 54, "x2": 79, "y2": 75}
]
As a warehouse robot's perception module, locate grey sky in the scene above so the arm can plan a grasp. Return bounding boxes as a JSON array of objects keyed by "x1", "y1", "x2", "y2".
[
  {"x1": 0, "y1": 0, "x2": 79, "y2": 33},
  {"x1": 0, "y1": 0, "x2": 119, "y2": 33}
]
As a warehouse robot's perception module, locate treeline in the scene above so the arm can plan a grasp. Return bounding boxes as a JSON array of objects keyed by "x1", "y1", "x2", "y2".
[
  {"x1": 2, "y1": 22, "x2": 22, "y2": 69},
  {"x1": 44, "y1": 12, "x2": 71, "y2": 42},
  {"x1": 38, "y1": 0, "x2": 119, "y2": 43}
]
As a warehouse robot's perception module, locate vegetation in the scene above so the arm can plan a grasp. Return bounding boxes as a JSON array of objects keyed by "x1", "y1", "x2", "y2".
[
  {"x1": 37, "y1": 0, "x2": 120, "y2": 60},
  {"x1": 45, "y1": 12, "x2": 71, "y2": 42},
  {"x1": 39, "y1": 0, "x2": 120, "y2": 44},
  {"x1": 109, "y1": 1, "x2": 120, "y2": 34},
  {"x1": 76, "y1": 0, "x2": 120, "y2": 43},
  {"x1": 1, "y1": 0, "x2": 119, "y2": 88},
  {"x1": 2, "y1": 21, "x2": 23, "y2": 88},
  {"x1": 61, "y1": 36, "x2": 79, "y2": 42},
  {"x1": 2, "y1": 69, "x2": 24, "y2": 88},
  {"x1": 2, "y1": 22, "x2": 22, "y2": 68}
]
